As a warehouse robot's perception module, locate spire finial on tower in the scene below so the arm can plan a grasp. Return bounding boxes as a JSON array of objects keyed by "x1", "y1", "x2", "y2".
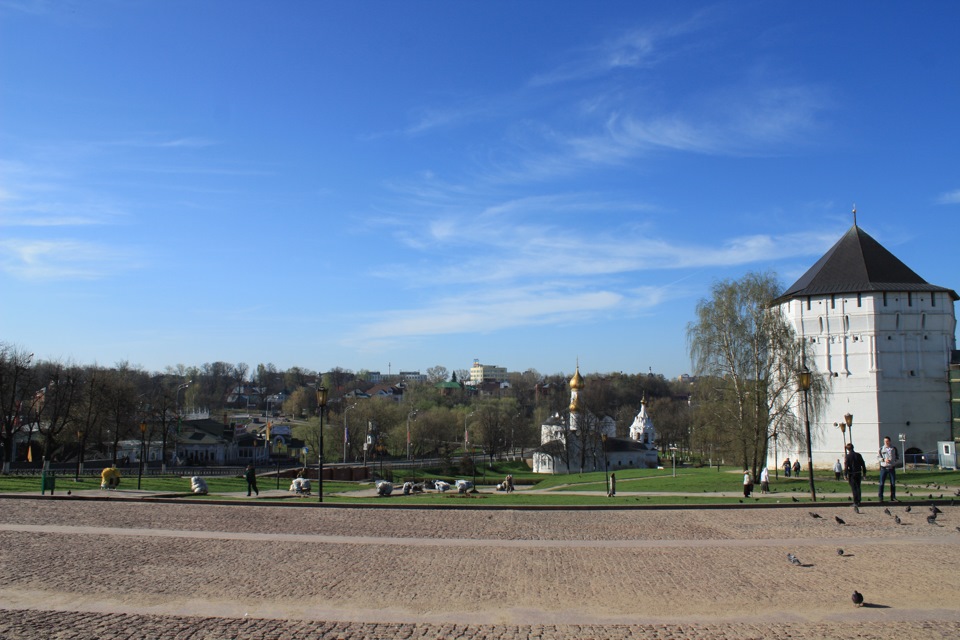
[{"x1": 852, "y1": 203, "x2": 857, "y2": 227}]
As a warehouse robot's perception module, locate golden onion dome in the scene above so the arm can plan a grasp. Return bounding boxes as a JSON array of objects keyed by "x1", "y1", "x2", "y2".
[
  {"x1": 569, "y1": 395, "x2": 580, "y2": 413},
  {"x1": 569, "y1": 367, "x2": 584, "y2": 390}
]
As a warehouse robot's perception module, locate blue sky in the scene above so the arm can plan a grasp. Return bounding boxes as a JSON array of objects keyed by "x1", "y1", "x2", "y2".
[{"x1": 2, "y1": 1, "x2": 958, "y2": 379}]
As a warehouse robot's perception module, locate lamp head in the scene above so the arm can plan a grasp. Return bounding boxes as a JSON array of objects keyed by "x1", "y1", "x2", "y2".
[
  {"x1": 316, "y1": 385, "x2": 328, "y2": 408},
  {"x1": 844, "y1": 412, "x2": 853, "y2": 428},
  {"x1": 798, "y1": 367, "x2": 812, "y2": 391}
]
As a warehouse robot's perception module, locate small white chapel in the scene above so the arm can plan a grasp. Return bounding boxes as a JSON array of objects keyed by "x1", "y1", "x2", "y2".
[{"x1": 531, "y1": 366, "x2": 660, "y2": 474}]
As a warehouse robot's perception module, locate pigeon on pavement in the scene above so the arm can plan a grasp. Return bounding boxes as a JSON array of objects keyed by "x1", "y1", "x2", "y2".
[
  {"x1": 835, "y1": 516, "x2": 846, "y2": 525},
  {"x1": 894, "y1": 515, "x2": 902, "y2": 525},
  {"x1": 852, "y1": 591, "x2": 864, "y2": 607},
  {"x1": 809, "y1": 512, "x2": 822, "y2": 519},
  {"x1": 904, "y1": 506, "x2": 912, "y2": 513},
  {"x1": 927, "y1": 514, "x2": 938, "y2": 525},
  {"x1": 787, "y1": 553, "x2": 801, "y2": 566},
  {"x1": 883, "y1": 508, "x2": 892, "y2": 516},
  {"x1": 837, "y1": 548, "x2": 844, "y2": 556}
]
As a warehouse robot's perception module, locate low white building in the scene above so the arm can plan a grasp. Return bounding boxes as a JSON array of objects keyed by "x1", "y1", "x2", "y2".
[{"x1": 532, "y1": 367, "x2": 659, "y2": 474}]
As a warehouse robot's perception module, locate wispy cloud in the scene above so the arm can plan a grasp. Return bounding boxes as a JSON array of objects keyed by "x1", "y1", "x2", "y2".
[
  {"x1": 0, "y1": 238, "x2": 137, "y2": 280},
  {"x1": 0, "y1": 160, "x2": 128, "y2": 227},
  {"x1": 528, "y1": 12, "x2": 710, "y2": 87},
  {"x1": 935, "y1": 189, "x2": 960, "y2": 205},
  {"x1": 157, "y1": 137, "x2": 218, "y2": 149},
  {"x1": 356, "y1": 177, "x2": 840, "y2": 342}
]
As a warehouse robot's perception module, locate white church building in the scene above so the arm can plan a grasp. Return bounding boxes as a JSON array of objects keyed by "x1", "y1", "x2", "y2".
[
  {"x1": 532, "y1": 367, "x2": 659, "y2": 474},
  {"x1": 771, "y1": 221, "x2": 958, "y2": 468}
]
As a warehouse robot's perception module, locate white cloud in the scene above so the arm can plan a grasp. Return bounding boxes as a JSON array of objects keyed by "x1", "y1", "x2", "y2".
[
  {"x1": 0, "y1": 238, "x2": 137, "y2": 280},
  {"x1": 935, "y1": 189, "x2": 960, "y2": 205}
]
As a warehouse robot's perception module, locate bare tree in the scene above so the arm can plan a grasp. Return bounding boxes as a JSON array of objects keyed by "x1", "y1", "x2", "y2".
[
  {"x1": 0, "y1": 344, "x2": 36, "y2": 473},
  {"x1": 687, "y1": 271, "x2": 827, "y2": 480},
  {"x1": 425, "y1": 365, "x2": 448, "y2": 384}
]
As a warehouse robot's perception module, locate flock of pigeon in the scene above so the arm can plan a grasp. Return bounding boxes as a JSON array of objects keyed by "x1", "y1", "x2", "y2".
[{"x1": 795, "y1": 502, "x2": 954, "y2": 608}]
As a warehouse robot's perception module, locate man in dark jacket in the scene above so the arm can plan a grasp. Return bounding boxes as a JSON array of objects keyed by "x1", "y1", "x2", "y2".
[
  {"x1": 843, "y1": 443, "x2": 867, "y2": 507},
  {"x1": 244, "y1": 463, "x2": 259, "y2": 497}
]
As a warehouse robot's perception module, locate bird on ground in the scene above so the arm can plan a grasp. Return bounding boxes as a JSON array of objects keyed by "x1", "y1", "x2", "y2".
[
  {"x1": 905, "y1": 506, "x2": 912, "y2": 513},
  {"x1": 852, "y1": 591, "x2": 864, "y2": 607},
  {"x1": 837, "y1": 548, "x2": 844, "y2": 556},
  {"x1": 791, "y1": 497, "x2": 799, "y2": 502},
  {"x1": 927, "y1": 514, "x2": 938, "y2": 525},
  {"x1": 787, "y1": 553, "x2": 801, "y2": 566},
  {"x1": 835, "y1": 516, "x2": 846, "y2": 525},
  {"x1": 883, "y1": 508, "x2": 892, "y2": 516},
  {"x1": 809, "y1": 512, "x2": 822, "y2": 519},
  {"x1": 931, "y1": 505, "x2": 943, "y2": 514},
  {"x1": 894, "y1": 515, "x2": 902, "y2": 525}
]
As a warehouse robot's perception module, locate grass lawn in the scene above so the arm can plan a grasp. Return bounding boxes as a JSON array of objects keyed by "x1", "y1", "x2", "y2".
[{"x1": 2, "y1": 463, "x2": 956, "y2": 506}]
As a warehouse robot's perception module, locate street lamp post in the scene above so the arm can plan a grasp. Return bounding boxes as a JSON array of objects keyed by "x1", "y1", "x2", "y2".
[
  {"x1": 670, "y1": 444, "x2": 678, "y2": 477},
  {"x1": 406, "y1": 410, "x2": 417, "y2": 461},
  {"x1": 773, "y1": 431, "x2": 779, "y2": 480},
  {"x1": 602, "y1": 434, "x2": 609, "y2": 493},
  {"x1": 75, "y1": 429, "x2": 83, "y2": 482},
  {"x1": 835, "y1": 419, "x2": 847, "y2": 450},
  {"x1": 899, "y1": 433, "x2": 906, "y2": 471},
  {"x1": 137, "y1": 421, "x2": 146, "y2": 490},
  {"x1": 343, "y1": 404, "x2": 356, "y2": 463},
  {"x1": 316, "y1": 385, "x2": 328, "y2": 503},
  {"x1": 844, "y1": 412, "x2": 854, "y2": 450},
  {"x1": 798, "y1": 366, "x2": 817, "y2": 502},
  {"x1": 170, "y1": 381, "x2": 191, "y2": 473}
]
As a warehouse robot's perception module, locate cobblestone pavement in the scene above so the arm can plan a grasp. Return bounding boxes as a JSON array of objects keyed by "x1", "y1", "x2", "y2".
[{"x1": 1, "y1": 498, "x2": 959, "y2": 639}]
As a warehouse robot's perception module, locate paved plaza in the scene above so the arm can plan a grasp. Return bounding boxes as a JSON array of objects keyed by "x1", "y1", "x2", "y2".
[{"x1": 1, "y1": 496, "x2": 959, "y2": 639}]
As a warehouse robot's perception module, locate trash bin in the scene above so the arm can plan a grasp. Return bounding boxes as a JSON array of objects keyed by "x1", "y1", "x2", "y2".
[{"x1": 41, "y1": 471, "x2": 56, "y2": 495}]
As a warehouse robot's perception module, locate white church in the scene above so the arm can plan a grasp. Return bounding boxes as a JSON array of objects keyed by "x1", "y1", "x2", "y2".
[
  {"x1": 771, "y1": 220, "x2": 958, "y2": 469},
  {"x1": 532, "y1": 367, "x2": 659, "y2": 474}
]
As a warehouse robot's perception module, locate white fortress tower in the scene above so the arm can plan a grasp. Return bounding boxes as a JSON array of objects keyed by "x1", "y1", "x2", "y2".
[{"x1": 772, "y1": 221, "x2": 957, "y2": 466}]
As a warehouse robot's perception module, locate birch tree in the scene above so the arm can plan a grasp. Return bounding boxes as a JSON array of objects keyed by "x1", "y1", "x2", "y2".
[{"x1": 687, "y1": 272, "x2": 826, "y2": 479}]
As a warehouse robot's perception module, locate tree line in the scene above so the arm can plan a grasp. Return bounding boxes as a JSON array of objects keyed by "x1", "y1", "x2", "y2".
[
  {"x1": 3, "y1": 271, "x2": 817, "y2": 475},
  {"x1": 1, "y1": 344, "x2": 694, "y2": 471}
]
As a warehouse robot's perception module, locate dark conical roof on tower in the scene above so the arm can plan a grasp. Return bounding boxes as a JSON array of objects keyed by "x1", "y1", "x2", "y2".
[{"x1": 773, "y1": 224, "x2": 958, "y2": 304}]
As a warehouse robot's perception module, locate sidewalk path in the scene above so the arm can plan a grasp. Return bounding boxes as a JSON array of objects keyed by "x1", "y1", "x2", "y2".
[{"x1": 1, "y1": 499, "x2": 958, "y2": 639}]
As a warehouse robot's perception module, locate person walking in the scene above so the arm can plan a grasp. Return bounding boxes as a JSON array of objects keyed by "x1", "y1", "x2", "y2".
[
  {"x1": 783, "y1": 458, "x2": 791, "y2": 478},
  {"x1": 759, "y1": 466, "x2": 770, "y2": 493},
  {"x1": 793, "y1": 460, "x2": 801, "y2": 478},
  {"x1": 844, "y1": 443, "x2": 867, "y2": 506},
  {"x1": 244, "y1": 463, "x2": 259, "y2": 497},
  {"x1": 878, "y1": 435, "x2": 900, "y2": 502},
  {"x1": 833, "y1": 458, "x2": 843, "y2": 481},
  {"x1": 743, "y1": 470, "x2": 753, "y2": 498}
]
